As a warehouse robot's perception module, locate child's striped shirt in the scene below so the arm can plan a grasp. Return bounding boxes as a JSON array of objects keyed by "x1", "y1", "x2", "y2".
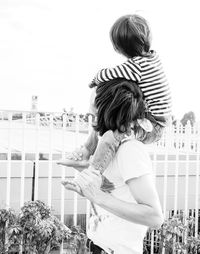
[{"x1": 92, "y1": 51, "x2": 172, "y2": 117}]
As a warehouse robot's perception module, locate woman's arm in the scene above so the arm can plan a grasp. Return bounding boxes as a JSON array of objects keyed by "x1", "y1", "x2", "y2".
[
  {"x1": 97, "y1": 174, "x2": 164, "y2": 229},
  {"x1": 76, "y1": 168, "x2": 164, "y2": 229}
]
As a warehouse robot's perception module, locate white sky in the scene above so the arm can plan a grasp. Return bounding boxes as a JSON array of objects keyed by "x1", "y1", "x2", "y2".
[{"x1": 0, "y1": 0, "x2": 200, "y2": 120}]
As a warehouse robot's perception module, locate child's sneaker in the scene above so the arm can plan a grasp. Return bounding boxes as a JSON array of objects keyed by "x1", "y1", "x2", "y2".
[{"x1": 57, "y1": 159, "x2": 89, "y2": 169}]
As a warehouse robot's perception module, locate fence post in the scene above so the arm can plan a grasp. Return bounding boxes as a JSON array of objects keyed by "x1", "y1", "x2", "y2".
[
  {"x1": 73, "y1": 114, "x2": 80, "y2": 226},
  {"x1": 47, "y1": 114, "x2": 54, "y2": 207},
  {"x1": 174, "y1": 121, "x2": 181, "y2": 214},
  {"x1": 60, "y1": 113, "x2": 67, "y2": 254},
  {"x1": 20, "y1": 112, "x2": 26, "y2": 207},
  {"x1": 6, "y1": 112, "x2": 12, "y2": 209},
  {"x1": 33, "y1": 113, "x2": 40, "y2": 201},
  {"x1": 183, "y1": 121, "x2": 192, "y2": 245},
  {"x1": 184, "y1": 121, "x2": 192, "y2": 217},
  {"x1": 86, "y1": 115, "x2": 93, "y2": 233},
  {"x1": 195, "y1": 122, "x2": 200, "y2": 237}
]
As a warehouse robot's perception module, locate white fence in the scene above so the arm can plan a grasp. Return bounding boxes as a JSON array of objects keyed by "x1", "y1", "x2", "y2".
[{"x1": 0, "y1": 110, "x2": 200, "y2": 253}]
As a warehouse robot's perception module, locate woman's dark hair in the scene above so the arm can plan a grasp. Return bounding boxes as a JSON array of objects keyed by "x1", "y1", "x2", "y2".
[
  {"x1": 94, "y1": 78, "x2": 146, "y2": 136},
  {"x1": 110, "y1": 14, "x2": 152, "y2": 58}
]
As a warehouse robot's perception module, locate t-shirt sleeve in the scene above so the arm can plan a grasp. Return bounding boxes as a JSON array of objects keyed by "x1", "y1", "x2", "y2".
[{"x1": 118, "y1": 140, "x2": 152, "y2": 183}]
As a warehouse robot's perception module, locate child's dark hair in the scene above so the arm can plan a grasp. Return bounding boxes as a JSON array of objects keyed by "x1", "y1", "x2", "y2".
[
  {"x1": 110, "y1": 14, "x2": 152, "y2": 58},
  {"x1": 94, "y1": 78, "x2": 145, "y2": 136}
]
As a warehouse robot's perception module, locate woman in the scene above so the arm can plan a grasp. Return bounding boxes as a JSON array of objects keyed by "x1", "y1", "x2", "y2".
[{"x1": 63, "y1": 78, "x2": 164, "y2": 254}]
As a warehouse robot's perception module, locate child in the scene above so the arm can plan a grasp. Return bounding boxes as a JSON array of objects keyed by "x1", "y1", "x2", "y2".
[{"x1": 59, "y1": 14, "x2": 172, "y2": 193}]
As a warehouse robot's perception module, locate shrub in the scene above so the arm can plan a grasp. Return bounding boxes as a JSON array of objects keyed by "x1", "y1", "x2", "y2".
[
  {"x1": 0, "y1": 208, "x2": 21, "y2": 253},
  {"x1": 144, "y1": 212, "x2": 200, "y2": 253},
  {"x1": 0, "y1": 201, "x2": 76, "y2": 253},
  {"x1": 65, "y1": 225, "x2": 89, "y2": 254},
  {"x1": 19, "y1": 200, "x2": 71, "y2": 253}
]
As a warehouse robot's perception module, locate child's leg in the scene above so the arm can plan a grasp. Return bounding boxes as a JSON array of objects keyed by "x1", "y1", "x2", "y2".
[
  {"x1": 137, "y1": 114, "x2": 169, "y2": 144},
  {"x1": 91, "y1": 130, "x2": 127, "y2": 173},
  {"x1": 63, "y1": 130, "x2": 127, "y2": 194},
  {"x1": 142, "y1": 122, "x2": 164, "y2": 144}
]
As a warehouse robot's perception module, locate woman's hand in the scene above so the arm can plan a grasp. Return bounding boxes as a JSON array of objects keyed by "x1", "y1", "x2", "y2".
[
  {"x1": 78, "y1": 168, "x2": 104, "y2": 203},
  {"x1": 64, "y1": 167, "x2": 106, "y2": 204}
]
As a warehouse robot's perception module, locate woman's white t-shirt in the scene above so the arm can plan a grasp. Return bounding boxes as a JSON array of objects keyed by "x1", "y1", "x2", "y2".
[{"x1": 87, "y1": 139, "x2": 153, "y2": 254}]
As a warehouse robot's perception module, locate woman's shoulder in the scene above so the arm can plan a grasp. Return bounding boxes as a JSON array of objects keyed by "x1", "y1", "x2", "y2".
[
  {"x1": 116, "y1": 139, "x2": 153, "y2": 179},
  {"x1": 119, "y1": 139, "x2": 149, "y2": 157},
  {"x1": 120, "y1": 138, "x2": 146, "y2": 150}
]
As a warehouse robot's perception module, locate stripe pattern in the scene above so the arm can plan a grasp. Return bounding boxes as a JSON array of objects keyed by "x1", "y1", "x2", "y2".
[{"x1": 93, "y1": 52, "x2": 172, "y2": 117}]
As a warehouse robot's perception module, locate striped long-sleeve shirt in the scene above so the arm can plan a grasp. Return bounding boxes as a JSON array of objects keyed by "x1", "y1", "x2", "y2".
[{"x1": 92, "y1": 51, "x2": 172, "y2": 117}]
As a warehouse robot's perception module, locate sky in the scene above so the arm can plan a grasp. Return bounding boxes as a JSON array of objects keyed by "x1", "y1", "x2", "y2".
[{"x1": 0, "y1": 0, "x2": 200, "y2": 120}]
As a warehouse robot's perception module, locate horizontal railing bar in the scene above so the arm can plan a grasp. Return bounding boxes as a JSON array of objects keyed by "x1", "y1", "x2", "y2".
[{"x1": 0, "y1": 109, "x2": 86, "y2": 115}]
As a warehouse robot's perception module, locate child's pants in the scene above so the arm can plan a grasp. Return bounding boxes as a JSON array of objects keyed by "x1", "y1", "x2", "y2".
[{"x1": 84, "y1": 130, "x2": 126, "y2": 173}]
